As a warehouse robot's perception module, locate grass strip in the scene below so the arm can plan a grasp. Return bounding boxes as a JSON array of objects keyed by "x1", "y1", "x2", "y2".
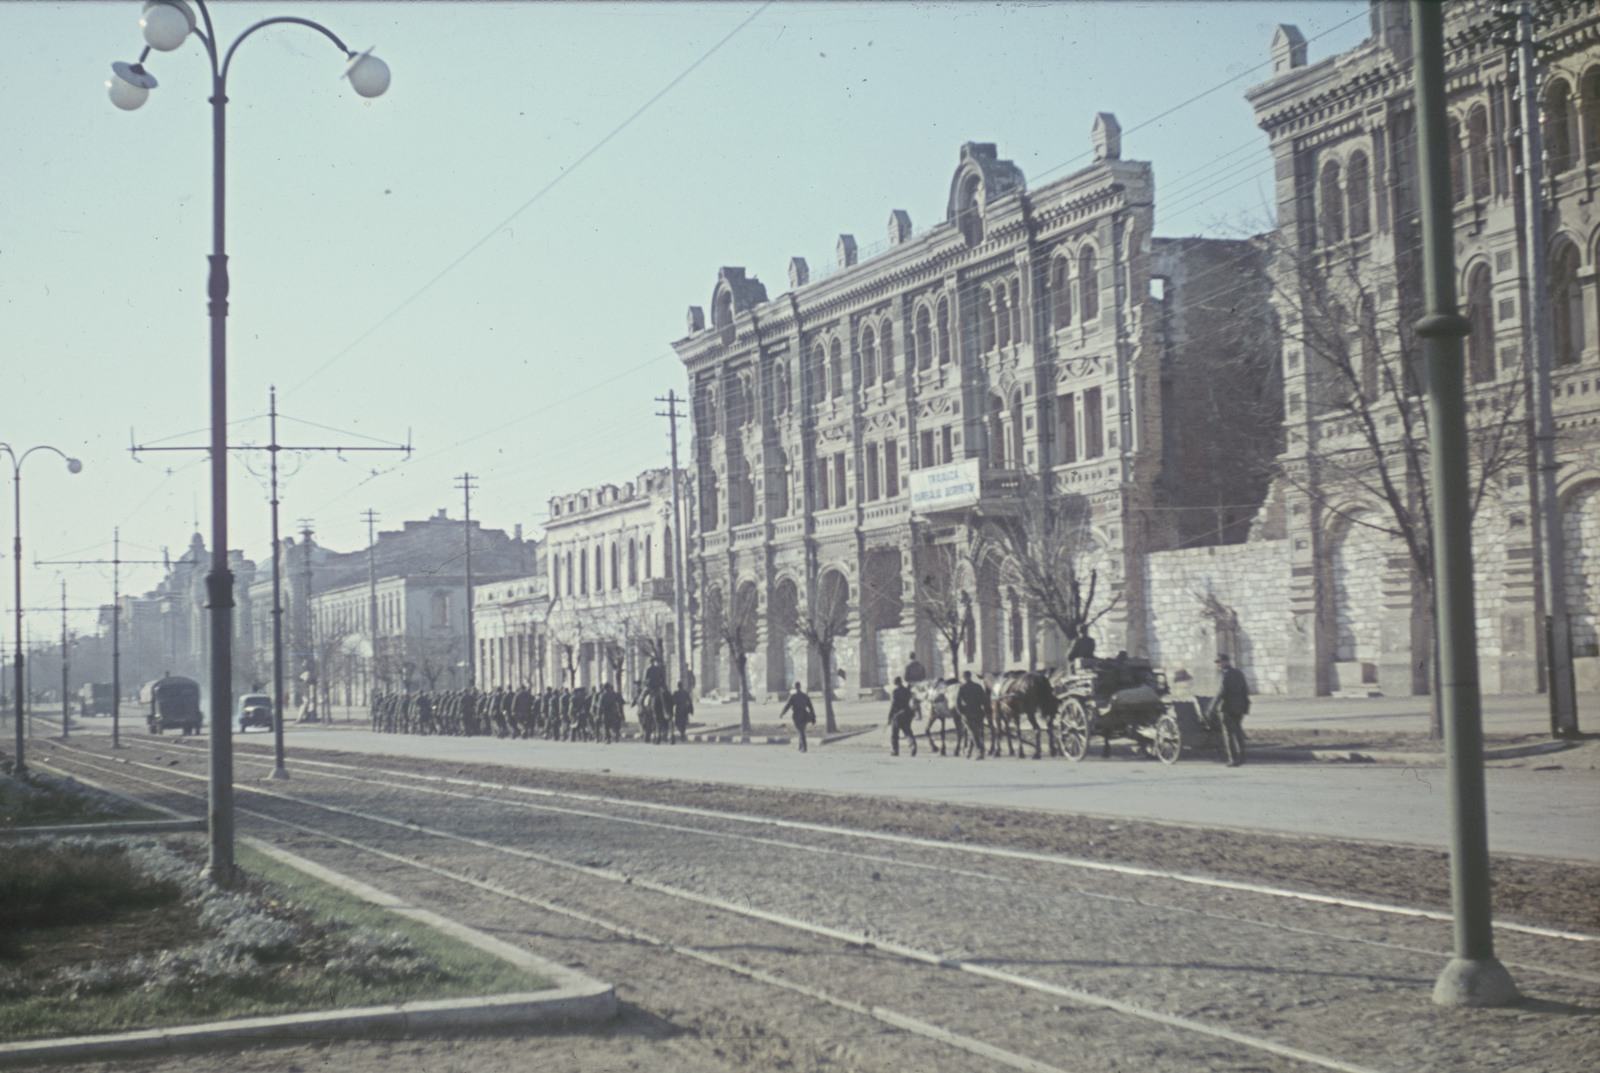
[{"x1": 0, "y1": 839, "x2": 550, "y2": 1042}]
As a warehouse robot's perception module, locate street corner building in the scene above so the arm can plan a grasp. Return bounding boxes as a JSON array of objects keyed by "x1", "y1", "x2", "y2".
[{"x1": 672, "y1": 115, "x2": 1282, "y2": 702}]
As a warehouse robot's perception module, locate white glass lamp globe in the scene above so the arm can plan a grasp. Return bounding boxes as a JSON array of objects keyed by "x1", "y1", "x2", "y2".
[
  {"x1": 344, "y1": 49, "x2": 390, "y2": 99},
  {"x1": 107, "y1": 62, "x2": 158, "y2": 111},
  {"x1": 140, "y1": 0, "x2": 194, "y2": 52},
  {"x1": 66, "y1": 458, "x2": 83, "y2": 475}
]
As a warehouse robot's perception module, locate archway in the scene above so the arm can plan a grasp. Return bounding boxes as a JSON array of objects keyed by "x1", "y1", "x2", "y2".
[
  {"x1": 1326, "y1": 511, "x2": 1391, "y2": 691},
  {"x1": 861, "y1": 549, "x2": 905, "y2": 690},
  {"x1": 769, "y1": 577, "x2": 802, "y2": 693},
  {"x1": 814, "y1": 568, "x2": 851, "y2": 697},
  {"x1": 701, "y1": 586, "x2": 724, "y2": 693},
  {"x1": 1563, "y1": 481, "x2": 1600, "y2": 658}
]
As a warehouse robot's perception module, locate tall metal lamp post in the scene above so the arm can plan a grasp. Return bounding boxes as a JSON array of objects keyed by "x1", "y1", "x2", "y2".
[
  {"x1": 1, "y1": 444, "x2": 83, "y2": 776},
  {"x1": 108, "y1": 0, "x2": 390, "y2": 884}
]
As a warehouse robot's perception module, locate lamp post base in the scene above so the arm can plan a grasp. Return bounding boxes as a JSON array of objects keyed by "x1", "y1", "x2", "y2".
[
  {"x1": 266, "y1": 764, "x2": 290, "y2": 781},
  {"x1": 1432, "y1": 957, "x2": 1521, "y2": 1007}
]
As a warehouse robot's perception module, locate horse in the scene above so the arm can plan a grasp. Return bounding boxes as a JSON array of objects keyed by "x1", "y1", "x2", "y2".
[
  {"x1": 636, "y1": 689, "x2": 670, "y2": 744},
  {"x1": 913, "y1": 679, "x2": 964, "y2": 756},
  {"x1": 991, "y1": 670, "x2": 1060, "y2": 759}
]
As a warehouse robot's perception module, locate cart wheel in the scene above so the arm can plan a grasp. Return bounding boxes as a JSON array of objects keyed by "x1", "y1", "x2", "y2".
[
  {"x1": 1060, "y1": 698, "x2": 1091, "y2": 761},
  {"x1": 1154, "y1": 713, "x2": 1182, "y2": 765}
]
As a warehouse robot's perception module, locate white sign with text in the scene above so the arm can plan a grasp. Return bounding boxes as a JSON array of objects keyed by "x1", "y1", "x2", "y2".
[{"x1": 908, "y1": 458, "x2": 981, "y2": 514}]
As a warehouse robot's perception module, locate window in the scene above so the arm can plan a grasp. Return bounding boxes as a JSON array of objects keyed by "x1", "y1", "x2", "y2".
[
  {"x1": 988, "y1": 394, "x2": 1006, "y2": 467},
  {"x1": 1552, "y1": 241, "x2": 1584, "y2": 366},
  {"x1": 920, "y1": 429, "x2": 935, "y2": 470},
  {"x1": 1057, "y1": 392, "x2": 1077, "y2": 464},
  {"x1": 861, "y1": 325, "x2": 877, "y2": 387},
  {"x1": 1009, "y1": 279, "x2": 1022, "y2": 343},
  {"x1": 979, "y1": 287, "x2": 996, "y2": 352},
  {"x1": 811, "y1": 343, "x2": 826, "y2": 400},
  {"x1": 829, "y1": 339, "x2": 844, "y2": 398},
  {"x1": 1321, "y1": 160, "x2": 1345, "y2": 242},
  {"x1": 1084, "y1": 387, "x2": 1104, "y2": 459},
  {"x1": 865, "y1": 443, "x2": 880, "y2": 501},
  {"x1": 833, "y1": 452, "x2": 847, "y2": 507},
  {"x1": 937, "y1": 298, "x2": 952, "y2": 365},
  {"x1": 1359, "y1": 295, "x2": 1380, "y2": 401},
  {"x1": 594, "y1": 545, "x2": 604, "y2": 591},
  {"x1": 995, "y1": 285, "x2": 1011, "y2": 348},
  {"x1": 885, "y1": 439, "x2": 899, "y2": 497},
  {"x1": 644, "y1": 534, "x2": 653, "y2": 578},
  {"x1": 1585, "y1": 69, "x2": 1600, "y2": 166},
  {"x1": 879, "y1": 319, "x2": 896, "y2": 381},
  {"x1": 628, "y1": 538, "x2": 638, "y2": 586},
  {"x1": 956, "y1": 173, "x2": 983, "y2": 245},
  {"x1": 1466, "y1": 265, "x2": 1494, "y2": 383},
  {"x1": 816, "y1": 458, "x2": 829, "y2": 510},
  {"x1": 580, "y1": 551, "x2": 589, "y2": 594},
  {"x1": 702, "y1": 472, "x2": 720, "y2": 530},
  {"x1": 941, "y1": 426, "x2": 954, "y2": 464},
  {"x1": 1447, "y1": 117, "x2": 1465, "y2": 203},
  {"x1": 565, "y1": 553, "x2": 574, "y2": 596},
  {"x1": 1545, "y1": 81, "x2": 1578, "y2": 175},
  {"x1": 1467, "y1": 106, "x2": 1490, "y2": 201},
  {"x1": 1079, "y1": 247, "x2": 1099, "y2": 320},
  {"x1": 1347, "y1": 151, "x2": 1371, "y2": 238},
  {"x1": 663, "y1": 527, "x2": 673, "y2": 577},
  {"x1": 1052, "y1": 257, "x2": 1072, "y2": 328},
  {"x1": 915, "y1": 306, "x2": 933, "y2": 370}
]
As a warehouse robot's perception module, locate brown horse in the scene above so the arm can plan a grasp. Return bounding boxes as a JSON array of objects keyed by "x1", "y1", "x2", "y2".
[{"x1": 990, "y1": 671, "x2": 1060, "y2": 759}]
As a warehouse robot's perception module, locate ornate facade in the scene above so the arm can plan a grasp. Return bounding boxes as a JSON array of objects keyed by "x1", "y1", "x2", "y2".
[{"x1": 673, "y1": 119, "x2": 1276, "y2": 699}]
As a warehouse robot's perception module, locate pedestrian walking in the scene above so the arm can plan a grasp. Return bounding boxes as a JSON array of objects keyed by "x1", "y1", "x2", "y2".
[
  {"x1": 955, "y1": 670, "x2": 988, "y2": 759},
  {"x1": 888, "y1": 676, "x2": 917, "y2": 757},
  {"x1": 1211, "y1": 653, "x2": 1249, "y2": 766},
  {"x1": 778, "y1": 681, "x2": 815, "y2": 752}
]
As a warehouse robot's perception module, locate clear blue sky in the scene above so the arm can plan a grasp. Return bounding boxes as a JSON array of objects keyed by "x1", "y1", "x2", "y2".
[{"x1": 1, "y1": 0, "x2": 1369, "y2": 638}]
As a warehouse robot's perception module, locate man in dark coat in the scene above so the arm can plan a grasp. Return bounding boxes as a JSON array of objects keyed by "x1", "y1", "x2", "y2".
[
  {"x1": 1211, "y1": 653, "x2": 1250, "y2": 766},
  {"x1": 778, "y1": 681, "x2": 815, "y2": 752},
  {"x1": 671, "y1": 680, "x2": 694, "y2": 743},
  {"x1": 955, "y1": 670, "x2": 988, "y2": 759},
  {"x1": 888, "y1": 676, "x2": 917, "y2": 757}
]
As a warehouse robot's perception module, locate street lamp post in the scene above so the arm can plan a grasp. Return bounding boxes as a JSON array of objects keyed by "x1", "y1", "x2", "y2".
[
  {"x1": 0, "y1": 444, "x2": 83, "y2": 775},
  {"x1": 109, "y1": 0, "x2": 390, "y2": 884}
]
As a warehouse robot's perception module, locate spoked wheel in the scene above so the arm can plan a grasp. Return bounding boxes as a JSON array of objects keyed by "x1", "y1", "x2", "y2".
[
  {"x1": 1153, "y1": 712, "x2": 1183, "y2": 765},
  {"x1": 1060, "y1": 697, "x2": 1092, "y2": 761}
]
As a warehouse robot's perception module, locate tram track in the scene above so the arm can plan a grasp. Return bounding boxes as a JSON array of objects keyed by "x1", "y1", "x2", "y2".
[
  {"x1": 36, "y1": 740, "x2": 1411, "y2": 1073},
  {"x1": 35, "y1": 738, "x2": 1600, "y2": 1073}
]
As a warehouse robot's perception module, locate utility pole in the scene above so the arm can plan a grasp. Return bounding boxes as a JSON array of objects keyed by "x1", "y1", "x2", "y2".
[
  {"x1": 1503, "y1": 0, "x2": 1579, "y2": 737},
  {"x1": 3, "y1": 597, "x2": 99, "y2": 741},
  {"x1": 298, "y1": 520, "x2": 316, "y2": 718},
  {"x1": 1412, "y1": 0, "x2": 1520, "y2": 1008},
  {"x1": 133, "y1": 388, "x2": 408, "y2": 770},
  {"x1": 363, "y1": 508, "x2": 381, "y2": 696},
  {"x1": 655, "y1": 391, "x2": 689, "y2": 687},
  {"x1": 37, "y1": 532, "x2": 165, "y2": 749},
  {"x1": 455, "y1": 474, "x2": 478, "y2": 688}
]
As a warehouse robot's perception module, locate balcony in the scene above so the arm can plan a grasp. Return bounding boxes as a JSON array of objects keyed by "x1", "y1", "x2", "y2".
[{"x1": 642, "y1": 577, "x2": 675, "y2": 604}]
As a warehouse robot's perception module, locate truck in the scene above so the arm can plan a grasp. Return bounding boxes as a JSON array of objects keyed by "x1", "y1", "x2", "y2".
[
  {"x1": 77, "y1": 682, "x2": 115, "y2": 718},
  {"x1": 140, "y1": 675, "x2": 203, "y2": 735}
]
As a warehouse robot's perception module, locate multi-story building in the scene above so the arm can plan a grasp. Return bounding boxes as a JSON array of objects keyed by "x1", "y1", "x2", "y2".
[
  {"x1": 673, "y1": 119, "x2": 1279, "y2": 699},
  {"x1": 542, "y1": 468, "x2": 686, "y2": 694},
  {"x1": 1229, "y1": 0, "x2": 1600, "y2": 697},
  {"x1": 473, "y1": 571, "x2": 550, "y2": 690}
]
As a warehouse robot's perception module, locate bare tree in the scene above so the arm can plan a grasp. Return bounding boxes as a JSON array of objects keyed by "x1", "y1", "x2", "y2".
[
  {"x1": 1272, "y1": 236, "x2": 1528, "y2": 736},
  {"x1": 913, "y1": 529, "x2": 984, "y2": 679},
  {"x1": 786, "y1": 572, "x2": 850, "y2": 733},
  {"x1": 972, "y1": 491, "x2": 1119, "y2": 664},
  {"x1": 721, "y1": 584, "x2": 759, "y2": 735}
]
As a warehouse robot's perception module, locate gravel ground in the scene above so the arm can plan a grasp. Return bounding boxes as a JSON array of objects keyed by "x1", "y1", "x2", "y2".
[{"x1": 29, "y1": 738, "x2": 1600, "y2": 1073}]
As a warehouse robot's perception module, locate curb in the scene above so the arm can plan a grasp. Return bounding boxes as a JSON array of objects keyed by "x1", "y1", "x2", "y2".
[
  {"x1": 0, "y1": 835, "x2": 615, "y2": 1069},
  {"x1": 0, "y1": 818, "x2": 204, "y2": 839},
  {"x1": 1258, "y1": 738, "x2": 1579, "y2": 766}
]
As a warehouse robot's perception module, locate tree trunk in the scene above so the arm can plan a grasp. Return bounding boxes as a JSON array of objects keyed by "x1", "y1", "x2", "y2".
[
  {"x1": 737, "y1": 654, "x2": 751, "y2": 736},
  {"x1": 949, "y1": 636, "x2": 961, "y2": 682},
  {"x1": 820, "y1": 647, "x2": 837, "y2": 732}
]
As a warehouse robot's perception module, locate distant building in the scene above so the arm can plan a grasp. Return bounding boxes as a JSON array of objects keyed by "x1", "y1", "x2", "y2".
[
  {"x1": 473, "y1": 570, "x2": 550, "y2": 690},
  {"x1": 542, "y1": 468, "x2": 686, "y2": 694}
]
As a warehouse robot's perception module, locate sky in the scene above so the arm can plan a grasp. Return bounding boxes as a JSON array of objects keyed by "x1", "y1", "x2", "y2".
[{"x1": 0, "y1": 0, "x2": 1371, "y2": 640}]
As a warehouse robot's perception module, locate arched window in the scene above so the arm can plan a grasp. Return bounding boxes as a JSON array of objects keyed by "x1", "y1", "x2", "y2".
[
  {"x1": 1545, "y1": 81, "x2": 1578, "y2": 175},
  {"x1": 988, "y1": 394, "x2": 1006, "y2": 467},
  {"x1": 1009, "y1": 389, "x2": 1025, "y2": 469},
  {"x1": 915, "y1": 306, "x2": 933, "y2": 371},
  {"x1": 777, "y1": 362, "x2": 790, "y2": 413},
  {"x1": 1052, "y1": 257, "x2": 1072, "y2": 328},
  {"x1": 1079, "y1": 247, "x2": 1099, "y2": 321},
  {"x1": 644, "y1": 534, "x2": 653, "y2": 578},
  {"x1": 1467, "y1": 106, "x2": 1491, "y2": 201},
  {"x1": 811, "y1": 344, "x2": 826, "y2": 401},
  {"x1": 595, "y1": 544, "x2": 605, "y2": 591},
  {"x1": 1466, "y1": 264, "x2": 1495, "y2": 383},
  {"x1": 995, "y1": 285, "x2": 1011, "y2": 348},
  {"x1": 628, "y1": 538, "x2": 638, "y2": 586},
  {"x1": 663, "y1": 526, "x2": 674, "y2": 578},
  {"x1": 979, "y1": 287, "x2": 996, "y2": 352},
  {"x1": 611, "y1": 542, "x2": 622, "y2": 590},
  {"x1": 879, "y1": 318, "x2": 895, "y2": 381},
  {"x1": 1584, "y1": 69, "x2": 1600, "y2": 166},
  {"x1": 1447, "y1": 117, "x2": 1465, "y2": 203},
  {"x1": 1321, "y1": 160, "x2": 1345, "y2": 242},
  {"x1": 713, "y1": 289, "x2": 735, "y2": 344},
  {"x1": 1347, "y1": 151, "x2": 1371, "y2": 238},
  {"x1": 1552, "y1": 240, "x2": 1584, "y2": 365},
  {"x1": 861, "y1": 325, "x2": 877, "y2": 387},
  {"x1": 829, "y1": 339, "x2": 844, "y2": 398},
  {"x1": 579, "y1": 550, "x2": 589, "y2": 595},
  {"x1": 1358, "y1": 294, "x2": 1380, "y2": 402},
  {"x1": 957, "y1": 173, "x2": 983, "y2": 246},
  {"x1": 1009, "y1": 279, "x2": 1022, "y2": 343},
  {"x1": 937, "y1": 298, "x2": 952, "y2": 365},
  {"x1": 565, "y1": 552, "x2": 574, "y2": 596}
]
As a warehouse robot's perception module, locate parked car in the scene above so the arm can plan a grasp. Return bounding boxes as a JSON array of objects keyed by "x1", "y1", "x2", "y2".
[{"x1": 237, "y1": 693, "x2": 274, "y2": 732}]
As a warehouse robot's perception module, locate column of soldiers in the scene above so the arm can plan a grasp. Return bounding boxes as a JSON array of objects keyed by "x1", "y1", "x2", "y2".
[{"x1": 369, "y1": 684, "x2": 628, "y2": 743}]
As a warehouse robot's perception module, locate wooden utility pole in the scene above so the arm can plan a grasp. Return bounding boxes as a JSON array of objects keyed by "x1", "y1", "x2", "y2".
[
  {"x1": 655, "y1": 391, "x2": 689, "y2": 688},
  {"x1": 363, "y1": 508, "x2": 382, "y2": 694},
  {"x1": 455, "y1": 473, "x2": 479, "y2": 688}
]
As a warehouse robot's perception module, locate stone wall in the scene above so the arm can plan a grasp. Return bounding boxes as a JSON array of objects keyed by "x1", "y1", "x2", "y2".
[{"x1": 1140, "y1": 539, "x2": 1292, "y2": 695}]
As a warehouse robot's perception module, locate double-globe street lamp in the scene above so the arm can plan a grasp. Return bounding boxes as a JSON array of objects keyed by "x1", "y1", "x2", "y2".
[
  {"x1": 108, "y1": 0, "x2": 389, "y2": 884},
  {"x1": 1, "y1": 444, "x2": 83, "y2": 776}
]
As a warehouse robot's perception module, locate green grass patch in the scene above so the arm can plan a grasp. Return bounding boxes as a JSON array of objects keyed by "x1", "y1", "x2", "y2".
[
  {"x1": 0, "y1": 759, "x2": 162, "y2": 828},
  {"x1": 0, "y1": 838, "x2": 551, "y2": 1042}
]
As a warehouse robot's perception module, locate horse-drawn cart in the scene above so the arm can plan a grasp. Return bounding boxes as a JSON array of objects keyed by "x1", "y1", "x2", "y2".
[{"x1": 1056, "y1": 657, "x2": 1191, "y2": 764}]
